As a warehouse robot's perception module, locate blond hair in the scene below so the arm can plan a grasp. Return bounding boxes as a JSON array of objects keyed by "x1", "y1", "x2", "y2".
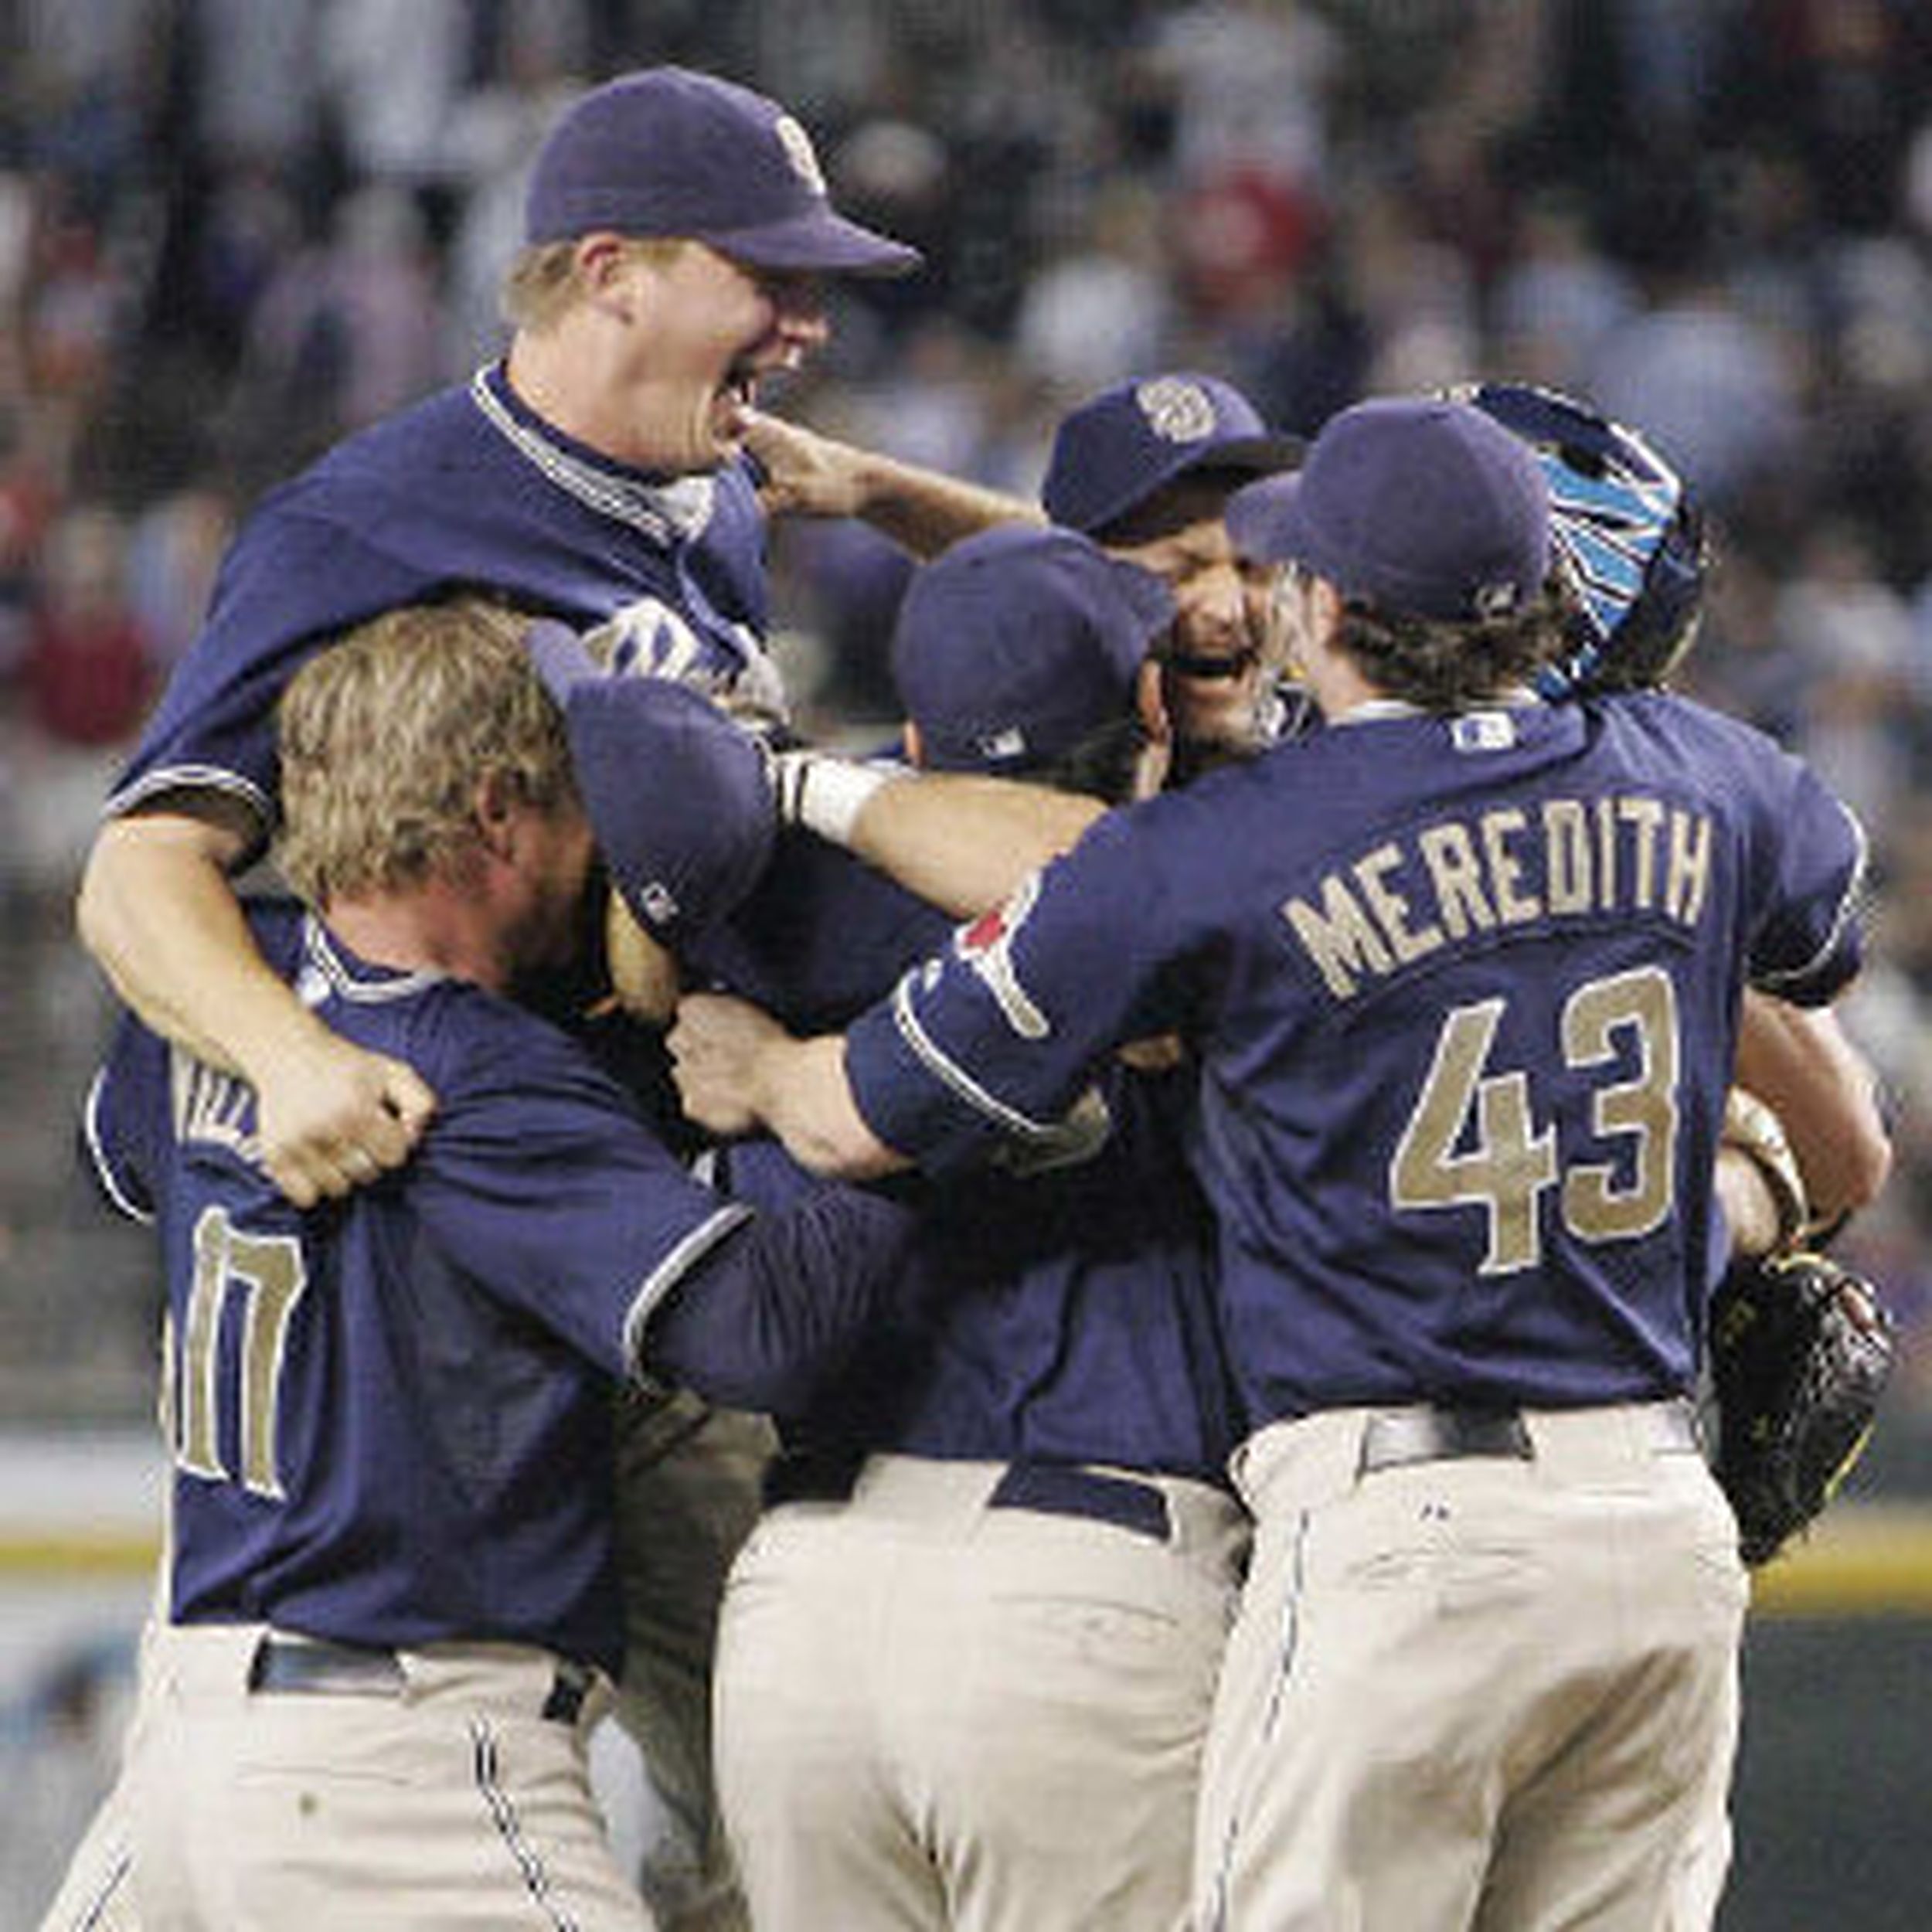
[
  {"x1": 499, "y1": 235, "x2": 692, "y2": 332},
  {"x1": 276, "y1": 598, "x2": 575, "y2": 906}
]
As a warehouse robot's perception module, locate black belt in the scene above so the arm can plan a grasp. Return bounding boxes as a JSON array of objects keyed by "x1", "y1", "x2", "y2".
[
  {"x1": 764, "y1": 1454, "x2": 1176, "y2": 1544},
  {"x1": 988, "y1": 1462, "x2": 1172, "y2": 1543},
  {"x1": 250, "y1": 1636, "x2": 591, "y2": 1725},
  {"x1": 1358, "y1": 1400, "x2": 1700, "y2": 1475}
]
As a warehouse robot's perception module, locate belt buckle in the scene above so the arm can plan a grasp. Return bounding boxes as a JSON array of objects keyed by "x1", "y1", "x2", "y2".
[
  {"x1": 251, "y1": 1636, "x2": 406, "y2": 1699},
  {"x1": 1359, "y1": 1406, "x2": 1534, "y2": 1476}
]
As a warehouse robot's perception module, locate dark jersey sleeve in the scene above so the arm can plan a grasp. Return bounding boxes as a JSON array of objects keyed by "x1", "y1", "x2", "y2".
[
  {"x1": 641, "y1": 1185, "x2": 920, "y2": 1417},
  {"x1": 109, "y1": 506, "x2": 434, "y2": 840},
  {"x1": 1743, "y1": 755, "x2": 1867, "y2": 1005},
  {"x1": 79, "y1": 1012, "x2": 169, "y2": 1224},
  {"x1": 402, "y1": 1012, "x2": 750, "y2": 1381},
  {"x1": 845, "y1": 808, "x2": 1202, "y2": 1172}
]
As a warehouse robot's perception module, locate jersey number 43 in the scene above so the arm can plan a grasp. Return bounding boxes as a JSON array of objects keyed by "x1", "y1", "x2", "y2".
[{"x1": 1391, "y1": 965, "x2": 1680, "y2": 1274}]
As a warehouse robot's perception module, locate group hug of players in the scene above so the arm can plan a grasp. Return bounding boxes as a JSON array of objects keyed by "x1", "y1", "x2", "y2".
[{"x1": 43, "y1": 65, "x2": 1890, "y2": 1932}]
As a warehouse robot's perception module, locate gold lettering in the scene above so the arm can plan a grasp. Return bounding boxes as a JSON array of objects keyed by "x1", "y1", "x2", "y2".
[
  {"x1": 1481, "y1": 808, "x2": 1541, "y2": 923},
  {"x1": 1354, "y1": 843, "x2": 1444, "y2": 966},
  {"x1": 1620, "y1": 797, "x2": 1666, "y2": 910},
  {"x1": 1543, "y1": 800, "x2": 1594, "y2": 915},
  {"x1": 1666, "y1": 808, "x2": 1712, "y2": 926},
  {"x1": 1284, "y1": 875, "x2": 1395, "y2": 1000},
  {"x1": 1418, "y1": 822, "x2": 1495, "y2": 941}
]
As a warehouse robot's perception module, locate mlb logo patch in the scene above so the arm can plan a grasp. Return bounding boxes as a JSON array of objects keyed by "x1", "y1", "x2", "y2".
[
  {"x1": 1451, "y1": 710, "x2": 1519, "y2": 753},
  {"x1": 975, "y1": 725, "x2": 1028, "y2": 764}
]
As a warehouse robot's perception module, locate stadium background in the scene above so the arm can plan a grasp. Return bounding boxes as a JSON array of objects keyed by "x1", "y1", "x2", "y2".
[{"x1": 2, "y1": 2, "x2": 1930, "y2": 1924}]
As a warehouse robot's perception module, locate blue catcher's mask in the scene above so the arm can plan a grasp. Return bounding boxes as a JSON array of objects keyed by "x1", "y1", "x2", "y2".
[{"x1": 1459, "y1": 382, "x2": 1709, "y2": 696}]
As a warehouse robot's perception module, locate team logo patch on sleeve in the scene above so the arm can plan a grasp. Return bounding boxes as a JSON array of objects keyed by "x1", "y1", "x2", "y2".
[{"x1": 955, "y1": 876, "x2": 1051, "y2": 1039}]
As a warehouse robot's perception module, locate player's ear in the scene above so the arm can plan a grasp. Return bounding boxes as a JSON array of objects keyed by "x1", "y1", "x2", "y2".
[
  {"x1": 1134, "y1": 658, "x2": 1172, "y2": 744},
  {"x1": 575, "y1": 233, "x2": 641, "y2": 319},
  {"x1": 471, "y1": 771, "x2": 521, "y2": 855}
]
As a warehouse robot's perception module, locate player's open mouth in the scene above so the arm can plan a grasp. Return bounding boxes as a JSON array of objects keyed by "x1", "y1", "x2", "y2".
[{"x1": 715, "y1": 364, "x2": 760, "y2": 440}]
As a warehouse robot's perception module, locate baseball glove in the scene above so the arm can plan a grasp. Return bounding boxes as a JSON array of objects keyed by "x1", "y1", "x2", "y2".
[{"x1": 1709, "y1": 1250, "x2": 1896, "y2": 1566}]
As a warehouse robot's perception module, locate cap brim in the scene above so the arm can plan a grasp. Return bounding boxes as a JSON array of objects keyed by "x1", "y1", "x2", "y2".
[
  {"x1": 1225, "y1": 473, "x2": 1308, "y2": 566},
  {"x1": 525, "y1": 620, "x2": 599, "y2": 702},
  {"x1": 1066, "y1": 431, "x2": 1306, "y2": 536},
  {"x1": 702, "y1": 210, "x2": 923, "y2": 278},
  {"x1": 1207, "y1": 433, "x2": 1308, "y2": 476}
]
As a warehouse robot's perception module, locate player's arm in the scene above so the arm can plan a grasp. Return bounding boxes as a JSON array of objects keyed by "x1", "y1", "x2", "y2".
[
  {"x1": 1732, "y1": 988, "x2": 1891, "y2": 1230},
  {"x1": 775, "y1": 752, "x2": 1106, "y2": 917},
  {"x1": 745, "y1": 409, "x2": 1042, "y2": 560},
  {"x1": 675, "y1": 811, "x2": 1181, "y2": 1179},
  {"x1": 77, "y1": 801, "x2": 436, "y2": 1207},
  {"x1": 640, "y1": 1182, "x2": 917, "y2": 1413},
  {"x1": 669, "y1": 991, "x2": 906, "y2": 1180}
]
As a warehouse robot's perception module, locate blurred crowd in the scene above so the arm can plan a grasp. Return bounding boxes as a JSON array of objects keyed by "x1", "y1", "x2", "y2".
[{"x1": 5, "y1": 0, "x2": 1932, "y2": 1417}]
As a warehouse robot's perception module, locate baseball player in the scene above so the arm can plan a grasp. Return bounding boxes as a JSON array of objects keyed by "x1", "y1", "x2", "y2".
[
  {"x1": 660, "y1": 526, "x2": 1247, "y2": 1932},
  {"x1": 39, "y1": 599, "x2": 928, "y2": 1931},
  {"x1": 752, "y1": 369, "x2": 1304, "y2": 930},
  {"x1": 1043, "y1": 370, "x2": 1306, "y2": 771},
  {"x1": 667, "y1": 396, "x2": 1888, "y2": 1929},
  {"x1": 71, "y1": 66, "x2": 1029, "y2": 1927}
]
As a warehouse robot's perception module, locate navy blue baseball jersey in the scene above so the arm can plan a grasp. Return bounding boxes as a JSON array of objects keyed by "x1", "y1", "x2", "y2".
[
  {"x1": 108, "y1": 363, "x2": 773, "y2": 848},
  {"x1": 847, "y1": 693, "x2": 1866, "y2": 1423},
  {"x1": 689, "y1": 838, "x2": 1240, "y2": 1480},
  {"x1": 81, "y1": 901, "x2": 906, "y2": 1672}
]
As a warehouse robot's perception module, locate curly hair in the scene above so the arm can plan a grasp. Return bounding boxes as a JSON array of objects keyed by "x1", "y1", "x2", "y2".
[
  {"x1": 1331, "y1": 576, "x2": 1578, "y2": 713},
  {"x1": 275, "y1": 597, "x2": 576, "y2": 907}
]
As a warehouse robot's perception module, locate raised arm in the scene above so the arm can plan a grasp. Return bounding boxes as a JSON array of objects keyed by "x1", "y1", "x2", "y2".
[
  {"x1": 77, "y1": 804, "x2": 436, "y2": 1206},
  {"x1": 774, "y1": 754, "x2": 1106, "y2": 918},
  {"x1": 745, "y1": 410, "x2": 1042, "y2": 560}
]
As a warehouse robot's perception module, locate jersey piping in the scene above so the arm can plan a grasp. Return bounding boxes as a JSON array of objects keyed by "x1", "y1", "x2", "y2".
[
  {"x1": 621, "y1": 1202, "x2": 757, "y2": 1372},
  {"x1": 470, "y1": 365, "x2": 717, "y2": 546}
]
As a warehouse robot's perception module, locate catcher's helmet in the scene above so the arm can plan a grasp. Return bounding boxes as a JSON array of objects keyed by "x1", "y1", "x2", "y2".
[{"x1": 1460, "y1": 382, "x2": 1709, "y2": 696}]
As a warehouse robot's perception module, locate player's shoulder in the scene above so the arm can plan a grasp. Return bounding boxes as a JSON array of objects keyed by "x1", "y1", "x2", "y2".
[
  {"x1": 245, "y1": 376, "x2": 487, "y2": 533},
  {"x1": 1582, "y1": 688, "x2": 1818, "y2": 800}
]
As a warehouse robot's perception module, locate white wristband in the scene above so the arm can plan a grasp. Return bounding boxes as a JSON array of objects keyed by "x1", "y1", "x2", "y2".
[{"x1": 774, "y1": 750, "x2": 893, "y2": 847}]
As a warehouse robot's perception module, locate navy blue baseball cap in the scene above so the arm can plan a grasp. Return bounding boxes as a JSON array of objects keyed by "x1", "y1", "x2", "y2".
[
  {"x1": 526, "y1": 621, "x2": 774, "y2": 943},
  {"x1": 1226, "y1": 398, "x2": 1551, "y2": 623},
  {"x1": 1043, "y1": 372, "x2": 1304, "y2": 536},
  {"x1": 525, "y1": 66, "x2": 921, "y2": 277},
  {"x1": 892, "y1": 525, "x2": 1175, "y2": 774}
]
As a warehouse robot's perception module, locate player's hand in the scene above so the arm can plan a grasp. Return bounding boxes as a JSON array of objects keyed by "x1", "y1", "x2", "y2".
[
  {"x1": 668, "y1": 991, "x2": 790, "y2": 1137},
  {"x1": 742, "y1": 410, "x2": 866, "y2": 521},
  {"x1": 253, "y1": 1031, "x2": 437, "y2": 1208},
  {"x1": 603, "y1": 895, "x2": 682, "y2": 1026}
]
